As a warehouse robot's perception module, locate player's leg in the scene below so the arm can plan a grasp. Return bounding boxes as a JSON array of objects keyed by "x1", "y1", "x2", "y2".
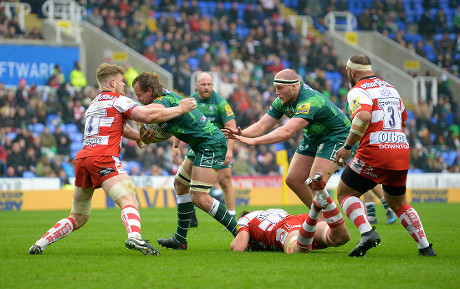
[
  {"x1": 285, "y1": 231, "x2": 308, "y2": 253},
  {"x1": 337, "y1": 167, "x2": 380, "y2": 257},
  {"x1": 362, "y1": 190, "x2": 378, "y2": 224},
  {"x1": 157, "y1": 157, "x2": 194, "y2": 250},
  {"x1": 29, "y1": 186, "x2": 93, "y2": 255},
  {"x1": 190, "y1": 166, "x2": 237, "y2": 236},
  {"x1": 103, "y1": 173, "x2": 160, "y2": 255},
  {"x1": 371, "y1": 184, "x2": 397, "y2": 224},
  {"x1": 285, "y1": 152, "x2": 314, "y2": 207},
  {"x1": 217, "y1": 167, "x2": 236, "y2": 217},
  {"x1": 382, "y1": 182, "x2": 436, "y2": 256},
  {"x1": 314, "y1": 219, "x2": 350, "y2": 248}
]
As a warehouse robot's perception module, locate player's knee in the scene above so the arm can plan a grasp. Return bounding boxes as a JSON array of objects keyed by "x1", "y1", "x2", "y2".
[
  {"x1": 71, "y1": 198, "x2": 92, "y2": 217},
  {"x1": 175, "y1": 166, "x2": 191, "y2": 187},
  {"x1": 107, "y1": 178, "x2": 136, "y2": 202}
]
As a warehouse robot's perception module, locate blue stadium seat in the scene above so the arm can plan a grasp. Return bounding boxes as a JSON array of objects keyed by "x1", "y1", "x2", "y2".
[
  {"x1": 71, "y1": 142, "x2": 82, "y2": 152},
  {"x1": 64, "y1": 123, "x2": 80, "y2": 134},
  {"x1": 23, "y1": 171, "x2": 36, "y2": 178},
  {"x1": 6, "y1": 132, "x2": 17, "y2": 140},
  {"x1": 62, "y1": 161, "x2": 75, "y2": 177},
  {"x1": 69, "y1": 132, "x2": 83, "y2": 143}
]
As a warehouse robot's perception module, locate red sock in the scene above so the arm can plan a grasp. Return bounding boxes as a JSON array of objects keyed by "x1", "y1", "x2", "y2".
[
  {"x1": 36, "y1": 217, "x2": 76, "y2": 249},
  {"x1": 121, "y1": 205, "x2": 141, "y2": 239},
  {"x1": 396, "y1": 204, "x2": 430, "y2": 249},
  {"x1": 341, "y1": 195, "x2": 372, "y2": 234}
]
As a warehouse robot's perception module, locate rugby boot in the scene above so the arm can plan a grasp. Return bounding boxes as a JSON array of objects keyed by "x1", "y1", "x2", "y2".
[
  {"x1": 190, "y1": 209, "x2": 198, "y2": 228},
  {"x1": 125, "y1": 238, "x2": 161, "y2": 256},
  {"x1": 386, "y1": 209, "x2": 397, "y2": 225},
  {"x1": 418, "y1": 243, "x2": 437, "y2": 256},
  {"x1": 28, "y1": 244, "x2": 43, "y2": 255},
  {"x1": 348, "y1": 226, "x2": 381, "y2": 257},
  {"x1": 157, "y1": 236, "x2": 187, "y2": 250}
]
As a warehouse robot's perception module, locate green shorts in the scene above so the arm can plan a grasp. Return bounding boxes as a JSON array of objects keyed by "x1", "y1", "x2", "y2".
[
  {"x1": 296, "y1": 134, "x2": 347, "y2": 161},
  {"x1": 185, "y1": 137, "x2": 228, "y2": 170}
]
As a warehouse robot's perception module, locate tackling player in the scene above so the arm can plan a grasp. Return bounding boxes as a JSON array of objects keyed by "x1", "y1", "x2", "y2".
[{"x1": 29, "y1": 63, "x2": 196, "y2": 256}]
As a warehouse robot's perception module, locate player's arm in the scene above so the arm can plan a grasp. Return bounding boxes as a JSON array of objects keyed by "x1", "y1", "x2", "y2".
[
  {"x1": 130, "y1": 98, "x2": 196, "y2": 124},
  {"x1": 335, "y1": 110, "x2": 371, "y2": 166},
  {"x1": 230, "y1": 230, "x2": 250, "y2": 252},
  {"x1": 223, "y1": 118, "x2": 237, "y2": 164},
  {"x1": 223, "y1": 113, "x2": 279, "y2": 139},
  {"x1": 123, "y1": 123, "x2": 145, "y2": 149},
  {"x1": 233, "y1": 117, "x2": 307, "y2": 146}
]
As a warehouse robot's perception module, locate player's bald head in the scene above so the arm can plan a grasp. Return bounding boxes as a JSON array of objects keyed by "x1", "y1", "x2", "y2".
[
  {"x1": 273, "y1": 69, "x2": 300, "y2": 85},
  {"x1": 196, "y1": 72, "x2": 213, "y2": 83}
]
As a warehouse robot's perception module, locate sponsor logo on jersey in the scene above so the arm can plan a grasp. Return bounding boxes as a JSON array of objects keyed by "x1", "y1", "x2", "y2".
[
  {"x1": 98, "y1": 93, "x2": 117, "y2": 100},
  {"x1": 209, "y1": 105, "x2": 214, "y2": 112},
  {"x1": 369, "y1": 131, "x2": 409, "y2": 145},
  {"x1": 296, "y1": 103, "x2": 310, "y2": 114},
  {"x1": 200, "y1": 115, "x2": 207, "y2": 123},
  {"x1": 351, "y1": 97, "x2": 361, "y2": 113},
  {"x1": 225, "y1": 104, "x2": 234, "y2": 117}
]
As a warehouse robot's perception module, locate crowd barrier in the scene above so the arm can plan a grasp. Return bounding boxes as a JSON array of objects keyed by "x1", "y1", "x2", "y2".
[{"x1": 1, "y1": 174, "x2": 459, "y2": 211}]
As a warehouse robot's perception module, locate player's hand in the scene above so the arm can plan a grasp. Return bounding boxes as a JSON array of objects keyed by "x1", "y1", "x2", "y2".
[
  {"x1": 136, "y1": 138, "x2": 145, "y2": 149},
  {"x1": 221, "y1": 126, "x2": 243, "y2": 139},
  {"x1": 178, "y1": 98, "x2": 197, "y2": 114},
  {"x1": 234, "y1": 135, "x2": 257, "y2": 146},
  {"x1": 172, "y1": 146, "x2": 182, "y2": 165},
  {"x1": 335, "y1": 147, "x2": 351, "y2": 167},
  {"x1": 140, "y1": 128, "x2": 155, "y2": 144},
  {"x1": 224, "y1": 150, "x2": 233, "y2": 165}
]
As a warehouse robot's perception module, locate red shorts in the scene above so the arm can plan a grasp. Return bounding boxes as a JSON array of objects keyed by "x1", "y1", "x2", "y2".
[
  {"x1": 349, "y1": 156, "x2": 408, "y2": 187},
  {"x1": 74, "y1": 156, "x2": 127, "y2": 188}
]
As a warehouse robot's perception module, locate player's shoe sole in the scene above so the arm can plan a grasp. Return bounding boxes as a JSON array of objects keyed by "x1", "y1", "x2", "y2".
[
  {"x1": 419, "y1": 243, "x2": 437, "y2": 256},
  {"x1": 125, "y1": 238, "x2": 160, "y2": 256},
  {"x1": 348, "y1": 226, "x2": 381, "y2": 257},
  {"x1": 28, "y1": 244, "x2": 43, "y2": 255},
  {"x1": 157, "y1": 236, "x2": 187, "y2": 250}
]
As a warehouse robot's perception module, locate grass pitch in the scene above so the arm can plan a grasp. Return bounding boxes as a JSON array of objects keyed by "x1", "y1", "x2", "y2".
[{"x1": 1, "y1": 203, "x2": 459, "y2": 289}]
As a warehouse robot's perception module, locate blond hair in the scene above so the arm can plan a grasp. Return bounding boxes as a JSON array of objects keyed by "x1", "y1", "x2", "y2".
[{"x1": 96, "y1": 63, "x2": 125, "y2": 86}]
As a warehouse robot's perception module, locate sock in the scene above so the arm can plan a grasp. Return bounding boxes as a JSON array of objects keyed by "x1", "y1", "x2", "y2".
[
  {"x1": 379, "y1": 197, "x2": 391, "y2": 211},
  {"x1": 121, "y1": 205, "x2": 141, "y2": 239},
  {"x1": 365, "y1": 202, "x2": 376, "y2": 218},
  {"x1": 174, "y1": 193, "x2": 194, "y2": 244},
  {"x1": 322, "y1": 196, "x2": 345, "y2": 229},
  {"x1": 228, "y1": 210, "x2": 236, "y2": 217},
  {"x1": 297, "y1": 203, "x2": 321, "y2": 249},
  {"x1": 208, "y1": 199, "x2": 237, "y2": 236},
  {"x1": 341, "y1": 196, "x2": 372, "y2": 234},
  {"x1": 35, "y1": 217, "x2": 76, "y2": 250},
  {"x1": 396, "y1": 203, "x2": 430, "y2": 249}
]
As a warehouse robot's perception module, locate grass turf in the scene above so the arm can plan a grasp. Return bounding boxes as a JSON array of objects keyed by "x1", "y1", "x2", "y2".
[{"x1": 1, "y1": 203, "x2": 459, "y2": 289}]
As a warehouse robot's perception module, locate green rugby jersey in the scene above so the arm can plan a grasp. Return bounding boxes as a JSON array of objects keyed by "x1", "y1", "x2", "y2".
[
  {"x1": 267, "y1": 82, "x2": 351, "y2": 140},
  {"x1": 190, "y1": 91, "x2": 235, "y2": 129},
  {"x1": 152, "y1": 89, "x2": 225, "y2": 148}
]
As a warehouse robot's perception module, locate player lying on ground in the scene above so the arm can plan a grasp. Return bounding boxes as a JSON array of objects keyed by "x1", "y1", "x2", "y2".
[{"x1": 231, "y1": 173, "x2": 350, "y2": 253}]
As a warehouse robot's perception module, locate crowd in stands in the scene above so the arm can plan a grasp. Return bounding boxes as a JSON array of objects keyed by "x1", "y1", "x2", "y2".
[{"x1": 0, "y1": 0, "x2": 459, "y2": 182}]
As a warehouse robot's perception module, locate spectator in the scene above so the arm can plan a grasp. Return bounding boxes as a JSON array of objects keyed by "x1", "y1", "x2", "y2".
[
  {"x1": 7, "y1": 142, "x2": 26, "y2": 177},
  {"x1": 69, "y1": 61, "x2": 87, "y2": 88}
]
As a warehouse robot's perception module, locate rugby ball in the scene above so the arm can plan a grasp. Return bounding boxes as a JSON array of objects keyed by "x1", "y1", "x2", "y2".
[{"x1": 138, "y1": 122, "x2": 172, "y2": 144}]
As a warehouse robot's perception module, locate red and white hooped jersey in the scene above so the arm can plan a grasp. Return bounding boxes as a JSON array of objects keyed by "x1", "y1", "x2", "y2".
[
  {"x1": 348, "y1": 76, "x2": 409, "y2": 170},
  {"x1": 75, "y1": 91, "x2": 138, "y2": 159}
]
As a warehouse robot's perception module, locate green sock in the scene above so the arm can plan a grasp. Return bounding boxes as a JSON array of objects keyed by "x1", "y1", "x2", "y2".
[
  {"x1": 365, "y1": 202, "x2": 376, "y2": 217},
  {"x1": 380, "y1": 197, "x2": 390, "y2": 211},
  {"x1": 208, "y1": 199, "x2": 237, "y2": 236},
  {"x1": 174, "y1": 195, "x2": 195, "y2": 244}
]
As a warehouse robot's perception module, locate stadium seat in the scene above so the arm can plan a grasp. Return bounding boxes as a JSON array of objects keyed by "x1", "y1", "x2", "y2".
[
  {"x1": 65, "y1": 123, "x2": 80, "y2": 134},
  {"x1": 69, "y1": 132, "x2": 83, "y2": 143},
  {"x1": 62, "y1": 161, "x2": 75, "y2": 177},
  {"x1": 23, "y1": 171, "x2": 36, "y2": 178}
]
